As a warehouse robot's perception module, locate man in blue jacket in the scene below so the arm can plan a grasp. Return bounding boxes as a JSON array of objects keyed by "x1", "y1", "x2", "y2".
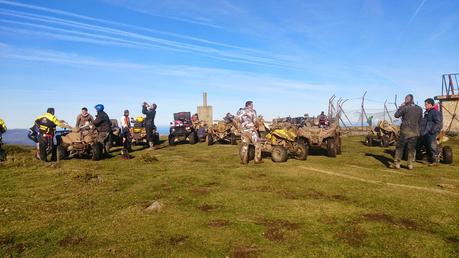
[{"x1": 421, "y1": 98, "x2": 443, "y2": 166}]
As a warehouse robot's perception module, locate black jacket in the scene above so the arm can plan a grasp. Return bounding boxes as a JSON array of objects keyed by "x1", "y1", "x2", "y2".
[
  {"x1": 421, "y1": 108, "x2": 442, "y2": 136},
  {"x1": 142, "y1": 106, "x2": 156, "y2": 126},
  {"x1": 394, "y1": 103, "x2": 423, "y2": 138},
  {"x1": 93, "y1": 111, "x2": 111, "y2": 133}
]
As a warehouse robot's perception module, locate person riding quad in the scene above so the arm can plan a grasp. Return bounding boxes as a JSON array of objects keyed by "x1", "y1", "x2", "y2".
[
  {"x1": 93, "y1": 104, "x2": 112, "y2": 156},
  {"x1": 75, "y1": 107, "x2": 94, "y2": 128},
  {"x1": 142, "y1": 102, "x2": 157, "y2": 148},
  {"x1": 318, "y1": 111, "x2": 329, "y2": 128},
  {"x1": 120, "y1": 109, "x2": 132, "y2": 152},
  {"x1": 237, "y1": 101, "x2": 263, "y2": 164},
  {"x1": 35, "y1": 108, "x2": 66, "y2": 161}
]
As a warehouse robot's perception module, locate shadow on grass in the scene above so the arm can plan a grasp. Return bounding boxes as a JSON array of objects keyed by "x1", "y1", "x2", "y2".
[{"x1": 365, "y1": 153, "x2": 392, "y2": 168}]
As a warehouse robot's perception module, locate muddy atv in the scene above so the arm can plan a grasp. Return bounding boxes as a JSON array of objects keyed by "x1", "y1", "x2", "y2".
[
  {"x1": 58, "y1": 125, "x2": 106, "y2": 161},
  {"x1": 366, "y1": 120, "x2": 400, "y2": 147},
  {"x1": 239, "y1": 118, "x2": 308, "y2": 163},
  {"x1": 193, "y1": 120, "x2": 208, "y2": 142},
  {"x1": 168, "y1": 112, "x2": 198, "y2": 145},
  {"x1": 416, "y1": 131, "x2": 453, "y2": 164},
  {"x1": 297, "y1": 117, "x2": 342, "y2": 157},
  {"x1": 107, "y1": 119, "x2": 123, "y2": 150},
  {"x1": 207, "y1": 115, "x2": 238, "y2": 145}
]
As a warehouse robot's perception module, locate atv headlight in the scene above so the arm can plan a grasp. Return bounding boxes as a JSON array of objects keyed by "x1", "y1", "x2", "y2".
[{"x1": 171, "y1": 128, "x2": 175, "y2": 132}]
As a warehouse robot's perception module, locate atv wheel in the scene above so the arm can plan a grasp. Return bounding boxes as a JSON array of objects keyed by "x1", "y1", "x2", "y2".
[
  {"x1": 381, "y1": 135, "x2": 390, "y2": 147},
  {"x1": 327, "y1": 138, "x2": 337, "y2": 158},
  {"x1": 271, "y1": 146, "x2": 288, "y2": 162},
  {"x1": 442, "y1": 146, "x2": 453, "y2": 164},
  {"x1": 294, "y1": 142, "x2": 308, "y2": 160},
  {"x1": 337, "y1": 136, "x2": 342, "y2": 155},
  {"x1": 168, "y1": 135, "x2": 175, "y2": 146},
  {"x1": 92, "y1": 142, "x2": 103, "y2": 161},
  {"x1": 57, "y1": 145, "x2": 68, "y2": 161},
  {"x1": 207, "y1": 133, "x2": 214, "y2": 146},
  {"x1": 189, "y1": 132, "x2": 197, "y2": 145},
  {"x1": 38, "y1": 137, "x2": 49, "y2": 161},
  {"x1": 230, "y1": 133, "x2": 237, "y2": 145},
  {"x1": 365, "y1": 135, "x2": 373, "y2": 146}
]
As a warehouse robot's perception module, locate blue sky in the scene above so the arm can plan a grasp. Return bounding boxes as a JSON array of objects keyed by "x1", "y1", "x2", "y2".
[{"x1": 0, "y1": 0, "x2": 458, "y2": 128}]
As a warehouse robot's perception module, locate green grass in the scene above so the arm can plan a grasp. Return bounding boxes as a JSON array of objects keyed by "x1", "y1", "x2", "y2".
[{"x1": 0, "y1": 136, "x2": 458, "y2": 257}]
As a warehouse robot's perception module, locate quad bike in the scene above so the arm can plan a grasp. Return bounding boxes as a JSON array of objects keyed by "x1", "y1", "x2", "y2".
[
  {"x1": 131, "y1": 116, "x2": 147, "y2": 145},
  {"x1": 107, "y1": 119, "x2": 123, "y2": 150},
  {"x1": 296, "y1": 116, "x2": 342, "y2": 157},
  {"x1": 207, "y1": 114, "x2": 238, "y2": 145},
  {"x1": 366, "y1": 120, "x2": 400, "y2": 147},
  {"x1": 57, "y1": 125, "x2": 106, "y2": 161},
  {"x1": 168, "y1": 112, "x2": 198, "y2": 145},
  {"x1": 239, "y1": 118, "x2": 308, "y2": 163},
  {"x1": 415, "y1": 131, "x2": 453, "y2": 164}
]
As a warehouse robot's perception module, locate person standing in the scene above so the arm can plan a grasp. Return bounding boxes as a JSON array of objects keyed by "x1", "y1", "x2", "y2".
[
  {"x1": 35, "y1": 108, "x2": 66, "y2": 161},
  {"x1": 120, "y1": 109, "x2": 132, "y2": 151},
  {"x1": 237, "y1": 101, "x2": 263, "y2": 164},
  {"x1": 75, "y1": 107, "x2": 94, "y2": 128},
  {"x1": 392, "y1": 94, "x2": 423, "y2": 170},
  {"x1": 142, "y1": 102, "x2": 157, "y2": 148},
  {"x1": 421, "y1": 98, "x2": 442, "y2": 166},
  {"x1": 93, "y1": 104, "x2": 111, "y2": 156}
]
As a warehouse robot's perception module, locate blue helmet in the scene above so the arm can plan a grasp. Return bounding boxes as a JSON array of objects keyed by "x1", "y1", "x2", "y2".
[{"x1": 95, "y1": 104, "x2": 104, "y2": 112}]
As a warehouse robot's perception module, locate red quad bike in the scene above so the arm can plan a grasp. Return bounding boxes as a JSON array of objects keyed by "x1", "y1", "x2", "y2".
[{"x1": 168, "y1": 112, "x2": 198, "y2": 145}]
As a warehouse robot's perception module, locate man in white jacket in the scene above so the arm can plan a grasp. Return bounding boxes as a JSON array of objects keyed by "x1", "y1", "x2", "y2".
[{"x1": 120, "y1": 110, "x2": 132, "y2": 151}]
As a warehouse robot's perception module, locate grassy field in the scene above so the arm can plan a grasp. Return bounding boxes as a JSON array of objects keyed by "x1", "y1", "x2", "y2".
[{"x1": 0, "y1": 136, "x2": 458, "y2": 257}]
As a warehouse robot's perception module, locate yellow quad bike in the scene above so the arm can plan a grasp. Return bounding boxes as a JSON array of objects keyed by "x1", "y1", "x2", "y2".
[
  {"x1": 207, "y1": 120, "x2": 238, "y2": 145},
  {"x1": 240, "y1": 118, "x2": 308, "y2": 163},
  {"x1": 131, "y1": 116, "x2": 147, "y2": 145},
  {"x1": 415, "y1": 131, "x2": 453, "y2": 164}
]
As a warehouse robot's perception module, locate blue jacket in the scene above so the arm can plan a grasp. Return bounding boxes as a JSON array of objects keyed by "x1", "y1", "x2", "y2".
[{"x1": 421, "y1": 108, "x2": 442, "y2": 136}]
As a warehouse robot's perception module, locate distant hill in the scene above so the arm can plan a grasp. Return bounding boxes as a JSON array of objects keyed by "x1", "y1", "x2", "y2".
[{"x1": 2, "y1": 129, "x2": 34, "y2": 146}]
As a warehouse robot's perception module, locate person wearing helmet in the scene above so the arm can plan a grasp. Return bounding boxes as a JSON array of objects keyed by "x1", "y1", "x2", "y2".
[
  {"x1": 120, "y1": 109, "x2": 132, "y2": 151},
  {"x1": 93, "y1": 104, "x2": 112, "y2": 156},
  {"x1": 75, "y1": 107, "x2": 94, "y2": 128},
  {"x1": 142, "y1": 102, "x2": 158, "y2": 148},
  {"x1": 34, "y1": 108, "x2": 66, "y2": 161}
]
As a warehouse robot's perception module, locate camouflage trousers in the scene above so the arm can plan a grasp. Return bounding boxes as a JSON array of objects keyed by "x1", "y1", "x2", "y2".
[{"x1": 241, "y1": 130, "x2": 262, "y2": 162}]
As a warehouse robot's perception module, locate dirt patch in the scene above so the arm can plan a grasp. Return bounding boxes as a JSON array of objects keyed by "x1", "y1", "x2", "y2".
[
  {"x1": 169, "y1": 235, "x2": 188, "y2": 246},
  {"x1": 305, "y1": 189, "x2": 349, "y2": 202},
  {"x1": 208, "y1": 219, "x2": 231, "y2": 228},
  {"x1": 362, "y1": 213, "x2": 420, "y2": 230},
  {"x1": 256, "y1": 218, "x2": 300, "y2": 242},
  {"x1": 277, "y1": 190, "x2": 301, "y2": 200},
  {"x1": 231, "y1": 244, "x2": 261, "y2": 258},
  {"x1": 201, "y1": 181, "x2": 221, "y2": 187},
  {"x1": 446, "y1": 236, "x2": 459, "y2": 243},
  {"x1": 140, "y1": 153, "x2": 159, "y2": 163},
  {"x1": 336, "y1": 224, "x2": 366, "y2": 246},
  {"x1": 74, "y1": 173, "x2": 101, "y2": 183},
  {"x1": 59, "y1": 235, "x2": 85, "y2": 247},
  {"x1": 190, "y1": 187, "x2": 210, "y2": 196},
  {"x1": 198, "y1": 204, "x2": 221, "y2": 212}
]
